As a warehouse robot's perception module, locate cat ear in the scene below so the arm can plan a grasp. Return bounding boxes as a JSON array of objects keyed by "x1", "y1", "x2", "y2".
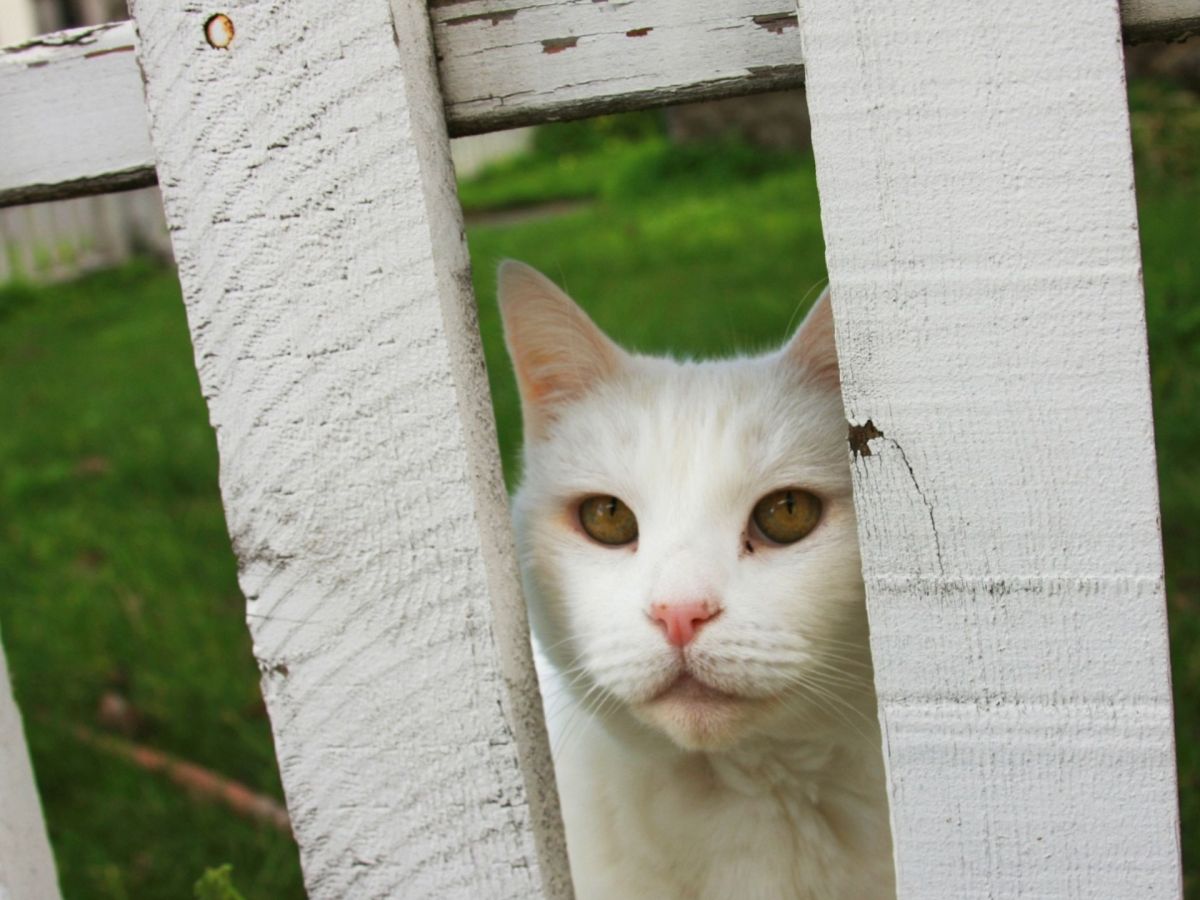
[
  {"x1": 498, "y1": 260, "x2": 629, "y2": 440},
  {"x1": 783, "y1": 287, "x2": 840, "y2": 389}
]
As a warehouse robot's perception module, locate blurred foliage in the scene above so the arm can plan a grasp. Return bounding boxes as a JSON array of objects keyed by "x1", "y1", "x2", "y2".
[
  {"x1": 194, "y1": 866, "x2": 247, "y2": 900},
  {"x1": 458, "y1": 112, "x2": 799, "y2": 213},
  {"x1": 1129, "y1": 77, "x2": 1200, "y2": 181},
  {"x1": 530, "y1": 109, "x2": 665, "y2": 157},
  {"x1": 457, "y1": 111, "x2": 665, "y2": 211}
]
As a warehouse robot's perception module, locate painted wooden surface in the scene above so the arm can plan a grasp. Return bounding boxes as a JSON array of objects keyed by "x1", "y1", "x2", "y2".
[
  {"x1": 127, "y1": 0, "x2": 570, "y2": 895},
  {"x1": 0, "y1": 638, "x2": 60, "y2": 899},
  {"x1": 0, "y1": 22, "x2": 154, "y2": 206},
  {"x1": 4, "y1": 0, "x2": 1199, "y2": 206},
  {"x1": 799, "y1": 1, "x2": 1182, "y2": 896},
  {"x1": 431, "y1": 0, "x2": 807, "y2": 135}
]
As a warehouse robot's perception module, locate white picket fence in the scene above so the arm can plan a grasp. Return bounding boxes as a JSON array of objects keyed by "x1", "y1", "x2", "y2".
[{"x1": 1, "y1": 1, "x2": 1195, "y2": 897}]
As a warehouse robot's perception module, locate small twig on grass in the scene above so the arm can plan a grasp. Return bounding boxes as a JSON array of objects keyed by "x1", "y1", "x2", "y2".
[{"x1": 69, "y1": 724, "x2": 292, "y2": 835}]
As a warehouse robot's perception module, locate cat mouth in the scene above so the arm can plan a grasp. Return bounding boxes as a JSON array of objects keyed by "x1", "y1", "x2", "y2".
[
  {"x1": 638, "y1": 673, "x2": 758, "y2": 749},
  {"x1": 651, "y1": 673, "x2": 740, "y2": 705}
]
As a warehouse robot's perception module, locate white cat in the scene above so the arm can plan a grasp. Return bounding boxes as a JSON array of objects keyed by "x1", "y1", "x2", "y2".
[{"x1": 498, "y1": 261, "x2": 895, "y2": 900}]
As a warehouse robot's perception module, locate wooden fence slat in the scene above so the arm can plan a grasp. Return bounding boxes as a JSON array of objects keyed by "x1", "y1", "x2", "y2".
[
  {"x1": 4, "y1": 0, "x2": 1199, "y2": 207},
  {"x1": 126, "y1": 0, "x2": 571, "y2": 895},
  {"x1": 798, "y1": 1, "x2": 1183, "y2": 896},
  {"x1": 0, "y1": 638, "x2": 60, "y2": 899}
]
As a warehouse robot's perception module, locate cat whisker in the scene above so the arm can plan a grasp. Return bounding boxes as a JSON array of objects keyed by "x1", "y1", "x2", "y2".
[
  {"x1": 782, "y1": 277, "x2": 831, "y2": 342},
  {"x1": 778, "y1": 678, "x2": 876, "y2": 746},
  {"x1": 552, "y1": 680, "x2": 623, "y2": 762}
]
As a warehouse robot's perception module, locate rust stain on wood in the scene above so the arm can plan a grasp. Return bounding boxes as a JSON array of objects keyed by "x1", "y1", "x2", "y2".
[
  {"x1": 444, "y1": 8, "x2": 518, "y2": 26},
  {"x1": 625, "y1": 27, "x2": 652, "y2": 37},
  {"x1": 752, "y1": 12, "x2": 798, "y2": 34},
  {"x1": 541, "y1": 36, "x2": 579, "y2": 53}
]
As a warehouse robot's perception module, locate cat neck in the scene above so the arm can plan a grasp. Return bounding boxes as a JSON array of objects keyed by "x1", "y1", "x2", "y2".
[{"x1": 586, "y1": 698, "x2": 884, "y2": 801}]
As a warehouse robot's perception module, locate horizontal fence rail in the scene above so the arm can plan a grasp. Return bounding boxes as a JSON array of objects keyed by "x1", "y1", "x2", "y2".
[{"x1": 2, "y1": 0, "x2": 1199, "y2": 207}]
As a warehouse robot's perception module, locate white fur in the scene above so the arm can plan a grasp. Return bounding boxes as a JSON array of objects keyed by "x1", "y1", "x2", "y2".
[{"x1": 500, "y1": 262, "x2": 895, "y2": 899}]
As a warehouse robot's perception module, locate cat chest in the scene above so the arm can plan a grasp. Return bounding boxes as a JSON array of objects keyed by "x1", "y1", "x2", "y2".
[{"x1": 577, "y1": 765, "x2": 877, "y2": 899}]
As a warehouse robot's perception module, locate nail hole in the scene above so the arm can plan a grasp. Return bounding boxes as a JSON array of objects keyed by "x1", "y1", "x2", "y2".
[{"x1": 205, "y1": 13, "x2": 235, "y2": 49}]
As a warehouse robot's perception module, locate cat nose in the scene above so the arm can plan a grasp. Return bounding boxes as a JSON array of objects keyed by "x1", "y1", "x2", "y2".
[{"x1": 649, "y1": 600, "x2": 721, "y2": 648}]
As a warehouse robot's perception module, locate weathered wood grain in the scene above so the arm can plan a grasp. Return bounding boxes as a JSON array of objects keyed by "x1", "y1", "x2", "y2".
[
  {"x1": 0, "y1": 22, "x2": 155, "y2": 207},
  {"x1": 431, "y1": 0, "x2": 809, "y2": 135},
  {"x1": 799, "y1": 1, "x2": 1183, "y2": 896},
  {"x1": 4, "y1": 0, "x2": 1198, "y2": 206},
  {"x1": 0, "y1": 638, "x2": 60, "y2": 899},
  {"x1": 127, "y1": 0, "x2": 570, "y2": 895}
]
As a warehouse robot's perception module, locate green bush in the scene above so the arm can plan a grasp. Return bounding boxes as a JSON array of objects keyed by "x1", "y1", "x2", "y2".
[
  {"x1": 530, "y1": 110, "x2": 665, "y2": 157},
  {"x1": 194, "y1": 865, "x2": 247, "y2": 900},
  {"x1": 601, "y1": 137, "x2": 799, "y2": 202}
]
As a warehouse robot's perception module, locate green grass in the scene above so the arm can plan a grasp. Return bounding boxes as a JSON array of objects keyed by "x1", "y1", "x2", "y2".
[
  {"x1": 0, "y1": 88, "x2": 1197, "y2": 897},
  {"x1": 0, "y1": 265, "x2": 304, "y2": 899}
]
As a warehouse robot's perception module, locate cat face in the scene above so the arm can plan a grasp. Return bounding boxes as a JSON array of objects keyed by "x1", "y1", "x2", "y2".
[{"x1": 500, "y1": 262, "x2": 872, "y2": 752}]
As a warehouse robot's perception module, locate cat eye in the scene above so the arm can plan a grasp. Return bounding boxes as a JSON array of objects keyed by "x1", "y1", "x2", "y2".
[
  {"x1": 751, "y1": 489, "x2": 821, "y2": 545},
  {"x1": 578, "y1": 495, "x2": 638, "y2": 546}
]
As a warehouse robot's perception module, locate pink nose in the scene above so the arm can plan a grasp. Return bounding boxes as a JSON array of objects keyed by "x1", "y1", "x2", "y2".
[{"x1": 649, "y1": 600, "x2": 721, "y2": 647}]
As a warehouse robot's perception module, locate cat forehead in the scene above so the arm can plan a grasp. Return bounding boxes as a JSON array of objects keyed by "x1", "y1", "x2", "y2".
[{"x1": 524, "y1": 353, "x2": 850, "y2": 498}]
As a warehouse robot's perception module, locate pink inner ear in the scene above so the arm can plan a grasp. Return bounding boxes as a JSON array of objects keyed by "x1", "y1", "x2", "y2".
[
  {"x1": 785, "y1": 289, "x2": 840, "y2": 388},
  {"x1": 517, "y1": 348, "x2": 565, "y2": 402},
  {"x1": 497, "y1": 260, "x2": 630, "y2": 437}
]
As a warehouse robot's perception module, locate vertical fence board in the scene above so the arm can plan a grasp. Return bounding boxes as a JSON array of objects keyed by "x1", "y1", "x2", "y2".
[
  {"x1": 0, "y1": 638, "x2": 60, "y2": 899},
  {"x1": 799, "y1": 1, "x2": 1182, "y2": 897},
  {"x1": 127, "y1": 0, "x2": 570, "y2": 896}
]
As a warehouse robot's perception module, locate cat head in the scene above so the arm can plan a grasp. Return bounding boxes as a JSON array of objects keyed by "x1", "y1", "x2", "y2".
[{"x1": 499, "y1": 261, "x2": 872, "y2": 753}]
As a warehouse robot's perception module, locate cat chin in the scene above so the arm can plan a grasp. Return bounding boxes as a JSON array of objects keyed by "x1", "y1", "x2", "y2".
[{"x1": 631, "y1": 676, "x2": 767, "y2": 752}]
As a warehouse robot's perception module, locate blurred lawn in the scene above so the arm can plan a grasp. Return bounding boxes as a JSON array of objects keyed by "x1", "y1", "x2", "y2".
[{"x1": 0, "y1": 84, "x2": 1196, "y2": 898}]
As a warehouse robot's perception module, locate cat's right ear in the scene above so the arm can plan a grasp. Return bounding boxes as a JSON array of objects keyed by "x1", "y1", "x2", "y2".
[{"x1": 497, "y1": 260, "x2": 629, "y2": 440}]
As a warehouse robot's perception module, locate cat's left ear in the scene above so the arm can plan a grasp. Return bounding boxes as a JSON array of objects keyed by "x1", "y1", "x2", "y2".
[
  {"x1": 498, "y1": 260, "x2": 630, "y2": 440},
  {"x1": 782, "y1": 287, "x2": 840, "y2": 389}
]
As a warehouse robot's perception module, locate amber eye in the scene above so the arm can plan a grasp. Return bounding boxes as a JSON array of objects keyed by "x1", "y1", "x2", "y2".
[
  {"x1": 578, "y1": 495, "x2": 638, "y2": 546},
  {"x1": 751, "y1": 489, "x2": 821, "y2": 545}
]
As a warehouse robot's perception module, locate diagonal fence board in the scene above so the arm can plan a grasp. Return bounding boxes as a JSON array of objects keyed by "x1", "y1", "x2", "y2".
[
  {"x1": 798, "y1": 0, "x2": 1183, "y2": 897},
  {"x1": 4, "y1": 0, "x2": 1200, "y2": 206},
  {"x1": 0, "y1": 639, "x2": 60, "y2": 900},
  {"x1": 127, "y1": 0, "x2": 570, "y2": 896}
]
